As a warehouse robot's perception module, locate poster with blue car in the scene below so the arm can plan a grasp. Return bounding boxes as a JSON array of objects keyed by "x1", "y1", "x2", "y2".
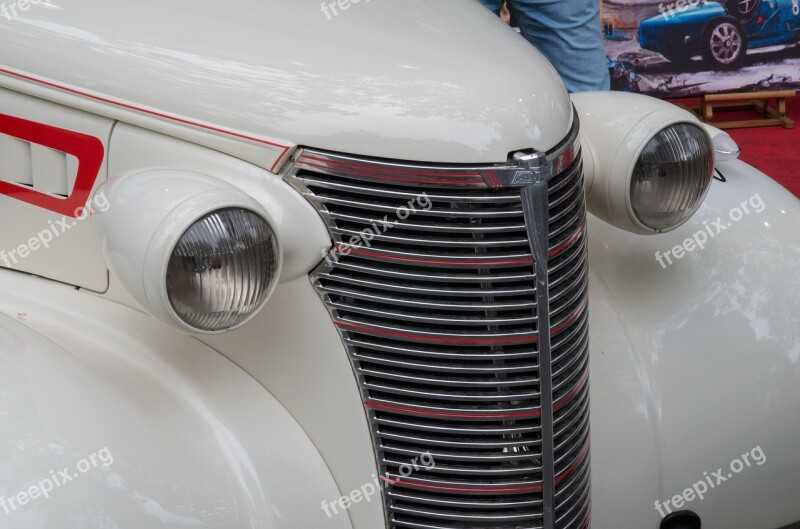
[{"x1": 603, "y1": 0, "x2": 800, "y2": 96}]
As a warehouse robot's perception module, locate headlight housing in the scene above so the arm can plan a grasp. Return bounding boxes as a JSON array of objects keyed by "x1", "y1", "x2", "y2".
[
  {"x1": 630, "y1": 123, "x2": 714, "y2": 232},
  {"x1": 573, "y1": 92, "x2": 716, "y2": 235},
  {"x1": 167, "y1": 208, "x2": 279, "y2": 332},
  {"x1": 93, "y1": 169, "x2": 283, "y2": 335}
]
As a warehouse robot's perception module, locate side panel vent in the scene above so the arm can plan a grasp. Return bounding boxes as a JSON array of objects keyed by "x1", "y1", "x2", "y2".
[
  {"x1": 0, "y1": 87, "x2": 112, "y2": 292},
  {"x1": 0, "y1": 134, "x2": 79, "y2": 197}
]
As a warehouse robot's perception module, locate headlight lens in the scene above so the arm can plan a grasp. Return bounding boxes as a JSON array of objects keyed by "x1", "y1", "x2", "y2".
[
  {"x1": 167, "y1": 208, "x2": 278, "y2": 332},
  {"x1": 631, "y1": 123, "x2": 714, "y2": 232}
]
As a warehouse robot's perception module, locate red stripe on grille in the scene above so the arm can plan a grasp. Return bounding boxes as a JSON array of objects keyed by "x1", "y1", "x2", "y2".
[
  {"x1": 554, "y1": 366, "x2": 590, "y2": 412},
  {"x1": 337, "y1": 321, "x2": 538, "y2": 345},
  {"x1": 579, "y1": 508, "x2": 592, "y2": 529},
  {"x1": 381, "y1": 476, "x2": 544, "y2": 493},
  {"x1": 548, "y1": 222, "x2": 586, "y2": 258},
  {"x1": 555, "y1": 439, "x2": 591, "y2": 486},
  {"x1": 551, "y1": 297, "x2": 588, "y2": 336},
  {"x1": 364, "y1": 401, "x2": 541, "y2": 419},
  {"x1": 298, "y1": 160, "x2": 484, "y2": 185},
  {"x1": 484, "y1": 169, "x2": 502, "y2": 187},
  {"x1": 340, "y1": 246, "x2": 534, "y2": 267},
  {"x1": 299, "y1": 154, "x2": 482, "y2": 179}
]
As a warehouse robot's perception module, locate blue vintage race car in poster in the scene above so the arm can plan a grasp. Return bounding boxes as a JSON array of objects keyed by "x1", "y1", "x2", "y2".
[{"x1": 640, "y1": 0, "x2": 800, "y2": 68}]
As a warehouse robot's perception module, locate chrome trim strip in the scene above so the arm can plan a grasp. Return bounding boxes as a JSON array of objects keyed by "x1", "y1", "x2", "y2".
[{"x1": 288, "y1": 109, "x2": 581, "y2": 189}]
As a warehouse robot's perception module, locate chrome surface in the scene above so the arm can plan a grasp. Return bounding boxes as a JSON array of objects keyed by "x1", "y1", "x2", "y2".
[
  {"x1": 521, "y1": 178, "x2": 556, "y2": 529},
  {"x1": 290, "y1": 116, "x2": 580, "y2": 190},
  {"x1": 286, "y1": 116, "x2": 589, "y2": 529}
]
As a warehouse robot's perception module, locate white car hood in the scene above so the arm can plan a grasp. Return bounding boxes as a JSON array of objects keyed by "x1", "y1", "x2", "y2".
[{"x1": 0, "y1": 0, "x2": 573, "y2": 164}]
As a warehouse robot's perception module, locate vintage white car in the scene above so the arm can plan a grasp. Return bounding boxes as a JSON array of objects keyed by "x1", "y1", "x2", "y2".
[{"x1": 0, "y1": 2, "x2": 798, "y2": 529}]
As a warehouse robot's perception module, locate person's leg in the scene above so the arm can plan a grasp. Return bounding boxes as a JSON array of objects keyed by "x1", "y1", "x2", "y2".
[
  {"x1": 476, "y1": 0, "x2": 505, "y2": 16},
  {"x1": 508, "y1": 0, "x2": 610, "y2": 92}
]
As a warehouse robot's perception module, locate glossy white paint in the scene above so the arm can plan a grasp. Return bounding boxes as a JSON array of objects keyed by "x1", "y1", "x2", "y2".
[
  {"x1": 589, "y1": 159, "x2": 800, "y2": 529},
  {"x1": 202, "y1": 276, "x2": 389, "y2": 529},
  {"x1": 0, "y1": 0, "x2": 572, "y2": 167},
  {"x1": 104, "y1": 126, "x2": 385, "y2": 529},
  {"x1": 0, "y1": 269, "x2": 351, "y2": 529}
]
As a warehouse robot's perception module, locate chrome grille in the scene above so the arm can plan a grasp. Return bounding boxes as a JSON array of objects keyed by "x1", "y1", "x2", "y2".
[{"x1": 287, "y1": 124, "x2": 590, "y2": 529}]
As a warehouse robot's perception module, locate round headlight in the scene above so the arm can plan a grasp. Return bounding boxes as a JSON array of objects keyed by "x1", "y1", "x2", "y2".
[
  {"x1": 631, "y1": 123, "x2": 714, "y2": 232},
  {"x1": 166, "y1": 208, "x2": 278, "y2": 332}
]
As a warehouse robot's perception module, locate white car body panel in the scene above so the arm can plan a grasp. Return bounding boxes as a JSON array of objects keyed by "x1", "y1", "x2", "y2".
[
  {"x1": 0, "y1": 0, "x2": 571, "y2": 167},
  {"x1": 103, "y1": 126, "x2": 385, "y2": 528},
  {"x1": 0, "y1": 1, "x2": 798, "y2": 529},
  {"x1": 589, "y1": 159, "x2": 800, "y2": 528},
  {"x1": 0, "y1": 272, "x2": 350, "y2": 529}
]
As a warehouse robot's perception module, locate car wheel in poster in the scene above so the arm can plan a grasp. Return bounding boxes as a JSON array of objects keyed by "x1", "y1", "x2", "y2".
[{"x1": 702, "y1": 18, "x2": 747, "y2": 69}]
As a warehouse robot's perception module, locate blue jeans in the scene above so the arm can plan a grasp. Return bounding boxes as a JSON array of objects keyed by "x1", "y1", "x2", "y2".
[{"x1": 480, "y1": 0, "x2": 610, "y2": 92}]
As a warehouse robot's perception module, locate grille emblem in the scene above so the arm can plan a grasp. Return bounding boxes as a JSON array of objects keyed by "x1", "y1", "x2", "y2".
[
  {"x1": 512, "y1": 169, "x2": 540, "y2": 185},
  {"x1": 511, "y1": 151, "x2": 549, "y2": 186}
]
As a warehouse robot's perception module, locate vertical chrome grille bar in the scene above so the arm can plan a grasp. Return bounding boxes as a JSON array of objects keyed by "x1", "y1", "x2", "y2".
[{"x1": 521, "y1": 181, "x2": 555, "y2": 529}]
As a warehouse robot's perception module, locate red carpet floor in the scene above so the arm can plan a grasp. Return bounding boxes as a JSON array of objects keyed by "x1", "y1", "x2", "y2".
[{"x1": 671, "y1": 96, "x2": 800, "y2": 198}]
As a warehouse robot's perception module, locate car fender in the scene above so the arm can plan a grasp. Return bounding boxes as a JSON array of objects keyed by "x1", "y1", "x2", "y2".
[
  {"x1": 588, "y1": 160, "x2": 800, "y2": 529},
  {"x1": 0, "y1": 270, "x2": 352, "y2": 529}
]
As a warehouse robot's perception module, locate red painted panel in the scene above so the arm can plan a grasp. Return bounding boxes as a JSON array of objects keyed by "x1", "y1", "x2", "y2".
[{"x1": 0, "y1": 113, "x2": 104, "y2": 217}]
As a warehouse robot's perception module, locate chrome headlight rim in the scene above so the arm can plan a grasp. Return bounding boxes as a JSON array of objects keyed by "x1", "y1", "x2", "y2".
[
  {"x1": 142, "y1": 188, "x2": 283, "y2": 336},
  {"x1": 613, "y1": 118, "x2": 715, "y2": 235},
  {"x1": 575, "y1": 92, "x2": 717, "y2": 236},
  {"x1": 165, "y1": 207, "x2": 280, "y2": 334},
  {"x1": 628, "y1": 121, "x2": 715, "y2": 233}
]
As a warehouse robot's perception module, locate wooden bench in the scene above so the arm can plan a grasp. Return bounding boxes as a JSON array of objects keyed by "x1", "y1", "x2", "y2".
[{"x1": 689, "y1": 90, "x2": 796, "y2": 130}]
